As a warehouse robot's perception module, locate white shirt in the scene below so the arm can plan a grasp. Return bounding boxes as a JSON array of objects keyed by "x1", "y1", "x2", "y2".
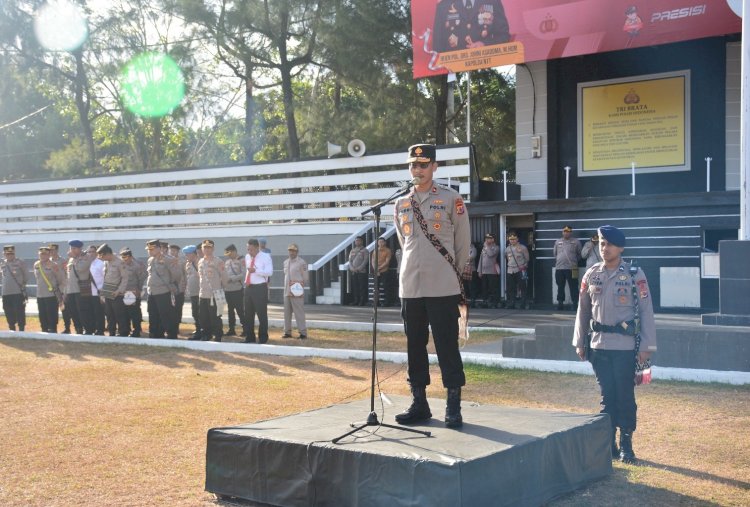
[
  {"x1": 89, "y1": 257, "x2": 105, "y2": 296},
  {"x1": 244, "y1": 251, "x2": 273, "y2": 285}
]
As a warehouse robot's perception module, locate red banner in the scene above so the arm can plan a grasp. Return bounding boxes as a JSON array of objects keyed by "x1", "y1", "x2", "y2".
[{"x1": 412, "y1": 0, "x2": 741, "y2": 79}]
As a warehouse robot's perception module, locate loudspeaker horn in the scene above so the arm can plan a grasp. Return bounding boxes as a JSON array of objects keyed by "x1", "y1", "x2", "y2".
[
  {"x1": 347, "y1": 139, "x2": 366, "y2": 157},
  {"x1": 327, "y1": 142, "x2": 342, "y2": 158}
]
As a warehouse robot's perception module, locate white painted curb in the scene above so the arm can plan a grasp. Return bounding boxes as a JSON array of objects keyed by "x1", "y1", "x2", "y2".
[{"x1": 2, "y1": 330, "x2": 747, "y2": 385}]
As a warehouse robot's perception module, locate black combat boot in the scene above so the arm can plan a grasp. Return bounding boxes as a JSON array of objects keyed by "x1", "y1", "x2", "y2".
[
  {"x1": 611, "y1": 428, "x2": 619, "y2": 459},
  {"x1": 444, "y1": 387, "x2": 463, "y2": 428},
  {"x1": 395, "y1": 385, "x2": 431, "y2": 425},
  {"x1": 619, "y1": 431, "x2": 636, "y2": 463}
]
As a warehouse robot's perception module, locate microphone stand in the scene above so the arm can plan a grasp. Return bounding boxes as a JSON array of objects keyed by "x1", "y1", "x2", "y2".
[{"x1": 332, "y1": 183, "x2": 431, "y2": 443}]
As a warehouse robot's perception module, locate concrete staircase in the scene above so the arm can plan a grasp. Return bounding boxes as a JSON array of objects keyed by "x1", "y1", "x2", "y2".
[{"x1": 316, "y1": 281, "x2": 341, "y2": 305}]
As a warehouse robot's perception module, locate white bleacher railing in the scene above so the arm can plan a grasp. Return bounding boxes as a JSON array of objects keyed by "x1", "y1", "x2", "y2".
[{"x1": 0, "y1": 145, "x2": 473, "y2": 245}]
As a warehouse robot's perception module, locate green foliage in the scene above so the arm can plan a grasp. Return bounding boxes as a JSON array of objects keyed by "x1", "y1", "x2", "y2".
[
  {"x1": 453, "y1": 68, "x2": 516, "y2": 180},
  {"x1": 45, "y1": 137, "x2": 91, "y2": 177},
  {"x1": 0, "y1": 0, "x2": 516, "y2": 180}
]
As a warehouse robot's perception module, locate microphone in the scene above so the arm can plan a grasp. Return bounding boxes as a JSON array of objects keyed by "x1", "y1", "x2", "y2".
[{"x1": 401, "y1": 178, "x2": 419, "y2": 190}]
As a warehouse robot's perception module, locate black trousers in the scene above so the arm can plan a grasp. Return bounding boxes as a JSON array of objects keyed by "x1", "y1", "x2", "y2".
[
  {"x1": 481, "y1": 274, "x2": 499, "y2": 304},
  {"x1": 401, "y1": 295, "x2": 465, "y2": 388},
  {"x1": 105, "y1": 296, "x2": 130, "y2": 337},
  {"x1": 79, "y1": 295, "x2": 95, "y2": 334},
  {"x1": 91, "y1": 295, "x2": 105, "y2": 335},
  {"x1": 225, "y1": 289, "x2": 245, "y2": 330},
  {"x1": 190, "y1": 295, "x2": 201, "y2": 335},
  {"x1": 590, "y1": 349, "x2": 638, "y2": 431},
  {"x1": 62, "y1": 303, "x2": 72, "y2": 332},
  {"x1": 124, "y1": 297, "x2": 142, "y2": 335},
  {"x1": 175, "y1": 292, "x2": 185, "y2": 323},
  {"x1": 37, "y1": 296, "x2": 59, "y2": 332},
  {"x1": 505, "y1": 271, "x2": 527, "y2": 306},
  {"x1": 199, "y1": 297, "x2": 223, "y2": 340},
  {"x1": 351, "y1": 272, "x2": 368, "y2": 305},
  {"x1": 3, "y1": 294, "x2": 26, "y2": 330},
  {"x1": 64, "y1": 293, "x2": 84, "y2": 334},
  {"x1": 243, "y1": 283, "x2": 268, "y2": 343},
  {"x1": 148, "y1": 295, "x2": 164, "y2": 337},
  {"x1": 149, "y1": 292, "x2": 178, "y2": 339},
  {"x1": 555, "y1": 269, "x2": 578, "y2": 305}
]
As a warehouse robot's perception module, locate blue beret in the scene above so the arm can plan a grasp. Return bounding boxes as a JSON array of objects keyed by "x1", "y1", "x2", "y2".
[
  {"x1": 68, "y1": 239, "x2": 84, "y2": 248},
  {"x1": 598, "y1": 225, "x2": 625, "y2": 247},
  {"x1": 182, "y1": 245, "x2": 197, "y2": 254}
]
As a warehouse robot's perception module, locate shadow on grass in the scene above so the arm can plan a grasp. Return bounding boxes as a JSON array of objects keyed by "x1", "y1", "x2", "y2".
[
  {"x1": 550, "y1": 467, "x2": 725, "y2": 506},
  {"x1": 0, "y1": 338, "x2": 367, "y2": 381},
  {"x1": 638, "y1": 459, "x2": 750, "y2": 491}
]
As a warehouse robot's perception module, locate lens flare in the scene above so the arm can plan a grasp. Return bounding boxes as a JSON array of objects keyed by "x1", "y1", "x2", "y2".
[
  {"x1": 34, "y1": 0, "x2": 89, "y2": 52},
  {"x1": 119, "y1": 52, "x2": 186, "y2": 118}
]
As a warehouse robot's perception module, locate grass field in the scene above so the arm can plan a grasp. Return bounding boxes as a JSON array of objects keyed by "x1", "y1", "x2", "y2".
[{"x1": 1, "y1": 330, "x2": 748, "y2": 506}]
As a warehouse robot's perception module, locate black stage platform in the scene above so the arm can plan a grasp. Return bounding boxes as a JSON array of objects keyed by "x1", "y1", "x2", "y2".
[{"x1": 205, "y1": 396, "x2": 612, "y2": 506}]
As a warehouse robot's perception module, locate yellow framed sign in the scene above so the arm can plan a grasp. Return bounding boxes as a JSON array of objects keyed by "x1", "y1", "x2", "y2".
[{"x1": 577, "y1": 71, "x2": 690, "y2": 176}]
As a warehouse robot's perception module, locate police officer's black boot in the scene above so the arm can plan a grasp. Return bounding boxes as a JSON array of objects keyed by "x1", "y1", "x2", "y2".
[
  {"x1": 395, "y1": 385, "x2": 431, "y2": 425},
  {"x1": 611, "y1": 427, "x2": 619, "y2": 459},
  {"x1": 444, "y1": 387, "x2": 463, "y2": 429},
  {"x1": 619, "y1": 430, "x2": 636, "y2": 463}
]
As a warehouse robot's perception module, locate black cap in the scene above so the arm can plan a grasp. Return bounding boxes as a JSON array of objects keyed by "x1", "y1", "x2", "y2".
[
  {"x1": 224, "y1": 244, "x2": 237, "y2": 253},
  {"x1": 96, "y1": 244, "x2": 113, "y2": 255},
  {"x1": 407, "y1": 144, "x2": 436, "y2": 163}
]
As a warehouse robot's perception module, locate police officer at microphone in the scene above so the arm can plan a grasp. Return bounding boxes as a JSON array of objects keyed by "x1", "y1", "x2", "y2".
[{"x1": 393, "y1": 144, "x2": 471, "y2": 429}]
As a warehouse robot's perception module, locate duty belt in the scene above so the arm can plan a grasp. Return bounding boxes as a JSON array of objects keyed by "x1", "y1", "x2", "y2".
[{"x1": 590, "y1": 319, "x2": 637, "y2": 336}]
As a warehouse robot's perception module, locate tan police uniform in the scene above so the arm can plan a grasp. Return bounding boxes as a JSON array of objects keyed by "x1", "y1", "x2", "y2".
[
  {"x1": 1, "y1": 246, "x2": 28, "y2": 331},
  {"x1": 283, "y1": 251, "x2": 308, "y2": 337},
  {"x1": 223, "y1": 251, "x2": 246, "y2": 335},
  {"x1": 146, "y1": 242, "x2": 181, "y2": 339},
  {"x1": 198, "y1": 253, "x2": 227, "y2": 341},
  {"x1": 348, "y1": 242, "x2": 369, "y2": 306},
  {"x1": 121, "y1": 251, "x2": 146, "y2": 337},
  {"x1": 573, "y1": 260, "x2": 657, "y2": 353},
  {"x1": 34, "y1": 252, "x2": 65, "y2": 332},
  {"x1": 394, "y1": 183, "x2": 471, "y2": 390},
  {"x1": 573, "y1": 257, "x2": 657, "y2": 438},
  {"x1": 64, "y1": 250, "x2": 94, "y2": 334},
  {"x1": 553, "y1": 232, "x2": 582, "y2": 307},
  {"x1": 504, "y1": 240, "x2": 529, "y2": 308},
  {"x1": 395, "y1": 184, "x2": 470, "y2": 298},
  {"x1": 102, "y1": 255, "x2": 131, "y2": 336}
]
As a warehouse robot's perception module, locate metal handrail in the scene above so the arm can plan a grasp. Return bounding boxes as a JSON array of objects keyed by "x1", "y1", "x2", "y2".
[{"x1": 310, "y1": 222, "x2": 375, "y2": 270}]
